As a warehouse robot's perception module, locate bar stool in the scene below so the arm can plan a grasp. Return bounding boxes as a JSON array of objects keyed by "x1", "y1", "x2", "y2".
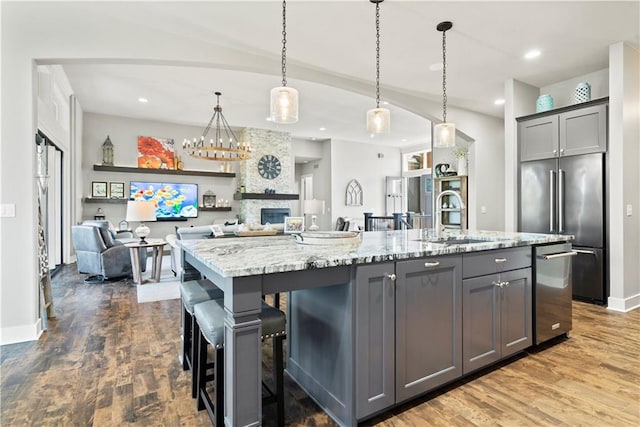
[
  {"x1": 193, "y1": 298, "x2": 286, "y2": 427},
  {"x1": 180, "y1": 279, "x2": 224, "y2": 392}
]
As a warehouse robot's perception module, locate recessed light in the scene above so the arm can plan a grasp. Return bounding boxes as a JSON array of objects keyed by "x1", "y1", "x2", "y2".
[
  {"x1": 138, "y1": 97, "x2": 148, "y2": 103},
  {"x1": 303, "y1": 160, "x2": 309, "y2": 163},
  {"x1": 429, "y1": 62, "x2": 443, "y2": 71},
  {"x1": 524, "y1": 49, "x2": 541, "y2": 60},
  {"x1": 382, "y1": 101, "x2": 389, "y2": 105},
  {"x1": 369, "y1": 133, "x2": 375, "y2": 138},
  {"x1": 319, "y1": 127, "x2": 326, "y2": 131},
  {"x1": 266, "y1": 117, "x2": 273, "y2": 121},
  {"x1": 401, "y1": 138, "x2": 407, "y2": 142},
  {"x1": 494, "y1": 98, "x2": 505, "y2": 105},
  {"x1": 311, "y1": 137, "x2": 316, "y2": 141}
]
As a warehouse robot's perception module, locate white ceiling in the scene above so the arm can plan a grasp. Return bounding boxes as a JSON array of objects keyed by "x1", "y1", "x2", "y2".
[{"x1": 60, "y1": 1, "x2": 639, "y2": 150}]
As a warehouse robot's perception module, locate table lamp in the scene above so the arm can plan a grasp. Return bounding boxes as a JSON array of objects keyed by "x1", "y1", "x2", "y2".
[
  {"x1": 303, "y1": 199, "x2": 325, "y2": 231},
  {"x1": 126, "y1": 200, "x2": 156, "y2": 244}
]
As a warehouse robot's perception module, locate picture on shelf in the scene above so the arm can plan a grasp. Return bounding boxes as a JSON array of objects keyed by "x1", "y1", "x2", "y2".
[
  {"x1": 130, "y1": 181, "x2": 198, "y2": 219},
  {"x1": 91, "y1": 181, "x2": 107, "y2": 198},
  {"x1": 284, "y1": 216, "x2": 304, "y2": 234},
  {"x1": 109, "y1": 182, "x2": 125, "y2": 199},
  {"x1": 137, "y1": 136, "x2": 175, "y2": 169}
]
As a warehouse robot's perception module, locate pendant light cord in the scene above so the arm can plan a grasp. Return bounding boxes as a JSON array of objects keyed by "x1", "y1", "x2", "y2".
[
  {"x1": 281, "y1": 0, "x2": 288, "y2": 87},
  {"x1": 375, "y1": 1, "x2": 381, "y2": 109},
  {"x1": 441, "y1": 28, "x2": 447, "y2": 122}
]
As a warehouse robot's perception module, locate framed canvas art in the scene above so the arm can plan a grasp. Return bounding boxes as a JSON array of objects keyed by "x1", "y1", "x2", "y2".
[{"x1": 137, "y1": 136, "x2": 175, "y2": 169}]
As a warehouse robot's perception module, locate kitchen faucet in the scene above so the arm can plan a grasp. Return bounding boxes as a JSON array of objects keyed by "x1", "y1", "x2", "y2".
[{"x1": 435, "y1": 189, "x2": 466, "y2": 238}]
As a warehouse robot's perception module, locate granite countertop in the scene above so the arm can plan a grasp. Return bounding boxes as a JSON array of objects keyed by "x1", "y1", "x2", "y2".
[{"x1": 179, "y1": 229, "x2": 573, "y2": 278}]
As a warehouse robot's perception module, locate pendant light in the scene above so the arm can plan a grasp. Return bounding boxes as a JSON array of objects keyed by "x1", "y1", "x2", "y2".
[
  {"x1": 366, "y1": 0, "x2": 390, "y2": 134},
  {"x1": 433, "y1": 21, "x2": 456, "y2": 148},
  {"x1": 270, "y1": 0, "x2": 299, "y2": 124}
]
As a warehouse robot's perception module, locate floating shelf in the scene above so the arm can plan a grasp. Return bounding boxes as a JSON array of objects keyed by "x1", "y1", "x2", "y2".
[
  {"x1": 83, "y1": 197, "x2": 127, "y2": 204},
  {"x1": 93, "y1": 164, "x2": 235, "y2": 178},
  {"x1": 199, "y1": 207, "x2": 232, "y2": 212},
  {"x1": 233, "y1": 193, "x2": 299, "y2": 200}
]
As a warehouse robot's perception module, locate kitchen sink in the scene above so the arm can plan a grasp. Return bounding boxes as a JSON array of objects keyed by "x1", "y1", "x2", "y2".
[
  {"x1": 415, "y1": 238, "x2": 489, "y2": 245},
  {"x1": 432, "y1": 238, "x2": 488, "y2": 245}
]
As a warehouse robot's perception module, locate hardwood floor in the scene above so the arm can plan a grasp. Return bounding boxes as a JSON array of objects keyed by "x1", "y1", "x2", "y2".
[{"x1": 1, "y1": 264, "x2": 638, "y2": 426}]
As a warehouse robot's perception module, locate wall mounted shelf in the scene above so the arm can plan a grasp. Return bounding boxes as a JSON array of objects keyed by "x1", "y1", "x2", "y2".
[
  {"x1": 83, "y1": 197, "x2": 127, "y2": 204},
  {"x1": 199, "y1": 207, "x2": 232, "y2": 212},
  {"x1": 233, "y1": 193, "x2": 299, "y2": 200},
  {"x1": 93, "y1": 164, "x2": 235, "y2": 178}
]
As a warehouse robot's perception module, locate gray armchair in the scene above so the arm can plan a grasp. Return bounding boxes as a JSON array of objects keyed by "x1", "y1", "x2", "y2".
[{"x1": 72, "y1": 224, "x2": 133, "y2": 282}]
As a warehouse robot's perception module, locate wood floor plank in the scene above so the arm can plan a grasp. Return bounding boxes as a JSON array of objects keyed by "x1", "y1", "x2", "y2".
[{"x1": 1, "y1": 265, "x2": 638, "y2": 426}]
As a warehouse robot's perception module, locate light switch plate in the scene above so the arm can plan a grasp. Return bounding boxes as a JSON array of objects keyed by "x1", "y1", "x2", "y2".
[
  {"x1": 0, "y1": 203, "x2": 16, "y2": 217},
  {"x1": 481, "y1": 206, "x2": 487, "y2": 214},
  {"x1": 626, "y1": 204, "x2": 633, "y2": 216}
]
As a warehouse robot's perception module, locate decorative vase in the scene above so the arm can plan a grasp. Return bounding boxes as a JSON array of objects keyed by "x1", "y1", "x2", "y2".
[
  {"x1": 574, "y1": 82, "x2": 591, "y2": 104},
  {"x1": 536, "y1": 94, "x2": 554, "y2": 112},
  {"x1": 457, "y1": 157, "x2": 467, "y2": 176}
]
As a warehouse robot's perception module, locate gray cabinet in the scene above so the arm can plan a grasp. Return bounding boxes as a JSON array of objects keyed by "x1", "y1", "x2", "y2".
[
  {"x1": 519, "y1": 115, "x2": 559, "y2": 161},
  {"x1": 519, "y1": 101, "x2": 607, "y2": 162},
  {"x1": 355, "y1": 262, "x2": 395, "y2": 419},
  {"x1": 395, "y1": 255, "x2": 462, "y2": 403},
  {"x1": 560, "y1": 104, "x2": 607, "y2": 157},
  {"x1": 462, "y1": 268, "x2": 532, "y2": 374},
  {"x1": 355, "y1": 255, "x2": 462, "y2": 418}
]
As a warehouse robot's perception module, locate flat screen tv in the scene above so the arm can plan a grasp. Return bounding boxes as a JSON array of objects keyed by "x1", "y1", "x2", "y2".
[{"x1": 130, "y1": 181, "x2": 198, "y2": 219}]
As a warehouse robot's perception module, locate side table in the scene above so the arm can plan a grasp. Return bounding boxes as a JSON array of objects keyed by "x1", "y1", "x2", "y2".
[{"x1": 124, "y1": 239, "x2": 166, "y2": 284}]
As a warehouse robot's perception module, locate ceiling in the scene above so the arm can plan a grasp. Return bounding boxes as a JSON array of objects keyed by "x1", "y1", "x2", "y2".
[{"x1": 60, "y1": 1, "x2": 639, "y2": 152}]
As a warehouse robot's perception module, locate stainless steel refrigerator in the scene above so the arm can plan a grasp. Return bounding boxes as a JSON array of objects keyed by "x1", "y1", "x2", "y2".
[{"x1": 519, "y1": 153, "x2": 606, "y2": 303}]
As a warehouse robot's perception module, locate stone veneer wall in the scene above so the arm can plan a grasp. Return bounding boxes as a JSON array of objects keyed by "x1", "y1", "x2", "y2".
[{"x1": 237, "y1": 128, "x2": 294, "y2": 224}]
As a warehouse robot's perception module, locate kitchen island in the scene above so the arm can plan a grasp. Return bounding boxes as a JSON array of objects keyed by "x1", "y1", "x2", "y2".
[{"x1": 180, "y1": 230, "x2": 572, "y2": 427}]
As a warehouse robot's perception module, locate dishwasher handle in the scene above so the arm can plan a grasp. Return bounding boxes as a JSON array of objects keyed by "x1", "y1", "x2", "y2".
[{"x1": 537, "y1": 251, "x2": 577, "y2": 260}]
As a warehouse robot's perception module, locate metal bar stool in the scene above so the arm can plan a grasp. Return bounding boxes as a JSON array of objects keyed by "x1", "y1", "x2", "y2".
[
  {"x1": 193, "y1": 298, "x2": 286, "y2": 426},
  {"x1": 180, "y1": 279, "x2": 224, "y2": 397}
]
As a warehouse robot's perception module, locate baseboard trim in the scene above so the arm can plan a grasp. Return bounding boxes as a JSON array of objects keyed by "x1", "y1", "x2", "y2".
[
  {"x1": 607, "y1": 293, "x2": 640, "y2": 312},
  {"x1": 0, "y1": 319, "x2": 43, "y2": 345}
]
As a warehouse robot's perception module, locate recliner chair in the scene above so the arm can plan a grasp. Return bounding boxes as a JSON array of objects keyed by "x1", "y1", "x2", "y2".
[{"x1": 72, "y1": 224, "x2": 133, "y2": 282}]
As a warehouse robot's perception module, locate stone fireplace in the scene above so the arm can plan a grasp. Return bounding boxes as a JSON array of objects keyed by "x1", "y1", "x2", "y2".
[{"x1": 236, "y1": 128, "x2": 298, "y2": 225}]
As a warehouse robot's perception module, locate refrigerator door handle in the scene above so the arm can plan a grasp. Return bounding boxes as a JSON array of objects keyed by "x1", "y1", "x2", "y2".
[
  {"x1": 573, "y1": 249, "x2": 596, "y2": 255},
  {"x1": 558, "y1": 169, "x2": 565, "y2": 233},
  {"x1": 537, "y1": 251, "x2": 578, "y2": 260},
  {"x1": 549, "y1": 170, "x2": 556, "y2": 233}
]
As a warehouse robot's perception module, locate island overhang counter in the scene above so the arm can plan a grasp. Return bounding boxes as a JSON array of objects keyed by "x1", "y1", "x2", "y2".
[{"x1": 180, "y1": 230, "x2": 573, "y2": 427}]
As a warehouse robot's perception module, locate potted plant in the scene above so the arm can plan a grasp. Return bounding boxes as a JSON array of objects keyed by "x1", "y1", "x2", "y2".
[{"x1": 451, "y1": 145, "x2": 468, "y2": 175}]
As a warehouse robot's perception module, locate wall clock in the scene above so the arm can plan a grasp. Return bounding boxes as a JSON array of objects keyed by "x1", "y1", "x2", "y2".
[{"x1": 257, "y1": 154, "x2": 281, "y2": 180}]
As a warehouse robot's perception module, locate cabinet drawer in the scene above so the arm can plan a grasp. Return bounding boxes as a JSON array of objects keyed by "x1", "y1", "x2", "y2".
[{"x1": 462, "y1": 247, "x2": 531, "y2": 279}]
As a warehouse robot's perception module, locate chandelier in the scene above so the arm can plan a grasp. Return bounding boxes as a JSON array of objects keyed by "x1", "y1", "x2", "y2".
[{"x1": 182, "y1": 92, "x2": 251, "y2": 161}]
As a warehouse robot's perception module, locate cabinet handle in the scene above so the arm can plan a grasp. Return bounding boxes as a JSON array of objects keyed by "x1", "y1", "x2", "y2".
[
  {"x1": 387, "y1": 273, "x2": 396, "y2": 281},
  {"x1": 492, "y1": 281, "x2": 503, "y2": 288},
  {"x1": 425, "y1": 261, "x2": 440, "y2": 268},
  {"x1": 495, "y1": 258, "x2": 507, "y2": 264},
  {"x1": 502, "y1": 281, "x2": 510, "y2": 288},
  {"x1": 560, "y1": 148, "x2": 565, "y2": 154},
  {"x1": 553, "y1": 149, "x2": 557, "y2": 154}
]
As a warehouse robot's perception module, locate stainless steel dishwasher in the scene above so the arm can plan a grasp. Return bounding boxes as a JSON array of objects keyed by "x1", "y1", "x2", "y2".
[{"x1": 534, "y1": 243, "x2": 576, "y2": 345}]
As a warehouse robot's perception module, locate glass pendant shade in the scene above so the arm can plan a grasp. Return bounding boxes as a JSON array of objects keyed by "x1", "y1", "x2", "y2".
[
  {"x1": 366, "y1": 107, "x2": 391, "y2": 134},
  {"x1": 433, "y1": 122, "x2": 456, "y2": 148},
  {"x1": 270, "y1": 86, "x2": 299, "y2": 124}
]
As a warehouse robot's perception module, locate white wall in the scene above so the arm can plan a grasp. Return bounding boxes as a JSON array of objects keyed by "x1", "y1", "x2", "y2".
[
  {"x1": 330, "y1": 139, "x2": 401, "y2": 227},
  {"x1": 504, "y1": 79, "x2": 540, "y2": 231},
  {"x1": 608, "y1": 42, "x2": 640, "y2": 312},
  {"x1": 83, "y1": 113, "x2": 240, "y2": 238},
  {"x1": 540, "y1": 68, "x2": 609, "y2": 108}
]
